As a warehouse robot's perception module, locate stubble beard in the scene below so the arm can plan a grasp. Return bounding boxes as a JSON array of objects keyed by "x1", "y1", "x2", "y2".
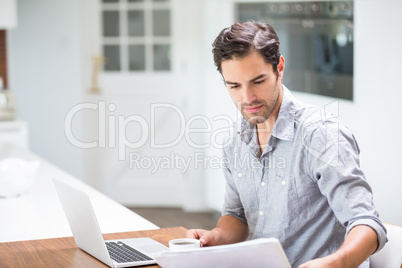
[
  {"x1": 240, "y1": 83, "x2": 280, "y2": 125},
  {"x1": 241, "y1": 101, "x2": 271, "y2": 124}
]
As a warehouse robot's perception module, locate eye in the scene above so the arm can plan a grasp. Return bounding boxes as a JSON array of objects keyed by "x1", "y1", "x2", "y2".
[
  {"x1": 253, "y1": 80, "x2": 265, "y2": 85},
  {"x1": 230, "y1": 84, "x2": 240, "y2": 89}
]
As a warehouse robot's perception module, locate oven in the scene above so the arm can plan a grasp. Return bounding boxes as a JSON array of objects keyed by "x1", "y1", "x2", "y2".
[{"x1": 236, "y1": 1, "x2": 354, "y2": 100}]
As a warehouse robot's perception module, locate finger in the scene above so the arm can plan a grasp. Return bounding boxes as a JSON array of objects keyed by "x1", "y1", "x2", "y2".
[
  {"x1": 186, "y1": 229, "x2": 205, "y2": 239},
  {"x1": 199, "y1": 231, "x2": 217, "y2": 246},
  {"x1": 185, "y1": 229, "x2": 198, "y2": 239}
]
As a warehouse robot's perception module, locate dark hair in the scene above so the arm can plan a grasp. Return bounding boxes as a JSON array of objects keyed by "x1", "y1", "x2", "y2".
[{"x1": 212, "y1": 21, "x2": 281, "y2": 74}]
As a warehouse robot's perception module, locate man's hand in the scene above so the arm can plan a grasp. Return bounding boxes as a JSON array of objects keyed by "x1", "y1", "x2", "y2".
[
  {"x1": 186, "y1": 229, "x2": 220, "y2": 246},
  {"x1": 186, "y1": 215, "x2": 248, "y2": 247}
]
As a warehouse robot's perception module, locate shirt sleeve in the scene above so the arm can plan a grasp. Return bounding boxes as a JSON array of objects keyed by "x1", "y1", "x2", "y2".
[
  {"x1": 221, "y1": 146, "x2": 247, "y2": 225},
  {"x1": 305, "y1": 118, "x2": 388, "y2": 253}
]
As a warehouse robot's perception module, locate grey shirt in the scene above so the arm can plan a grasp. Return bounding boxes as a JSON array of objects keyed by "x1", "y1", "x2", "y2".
[{"x1": 221, "y1": 86, "x2": 387, "y2": 267}]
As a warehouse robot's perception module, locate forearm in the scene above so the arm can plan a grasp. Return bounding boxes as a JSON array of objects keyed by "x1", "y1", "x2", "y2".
[
  {"x1": 332, "y1": 225, "x2": 378, "y2": 267},
  {"x1": 212, "y1": 215, "x2": 249, "y2": 245},
  {"x1": 299, "y1": 225, "x2": 378, "y2": 267}
]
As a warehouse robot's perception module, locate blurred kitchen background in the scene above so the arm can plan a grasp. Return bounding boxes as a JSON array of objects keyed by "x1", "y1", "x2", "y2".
[{"x1": 1, "y1": 0, "x2": 401, "y2": 227}]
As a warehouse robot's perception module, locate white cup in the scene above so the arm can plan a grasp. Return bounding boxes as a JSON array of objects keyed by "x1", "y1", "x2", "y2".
[{"x1": 169, "y1": 238, "x2": 201, "y2": 251}]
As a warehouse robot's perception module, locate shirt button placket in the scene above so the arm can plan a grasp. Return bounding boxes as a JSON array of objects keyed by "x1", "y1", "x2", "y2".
[{"x1": 257, "y1": 156, "x2": 267, "y2": 237}]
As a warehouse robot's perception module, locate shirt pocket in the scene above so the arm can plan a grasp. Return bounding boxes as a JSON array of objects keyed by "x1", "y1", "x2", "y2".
[
  {"x1": 269, "y1": 175, "x2": 300, "y2": 225},
  {"x1": 233, "y1": 169, "x2": 259, "y2": 214}
]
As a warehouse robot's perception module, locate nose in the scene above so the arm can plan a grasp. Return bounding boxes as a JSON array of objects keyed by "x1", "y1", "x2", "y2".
[{"x1": 242, "y1": 85, "x2": 255, "y2": 105}]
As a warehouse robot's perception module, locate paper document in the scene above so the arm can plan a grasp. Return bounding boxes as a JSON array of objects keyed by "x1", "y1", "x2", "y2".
[{"x1": 154, "y1": 238, "x2": 291, "y2": 268}]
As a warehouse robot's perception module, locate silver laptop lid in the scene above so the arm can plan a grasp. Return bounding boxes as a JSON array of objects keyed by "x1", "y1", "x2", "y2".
[{"x1": 53, "y1": 178, "x2": 114, "y2": 267}]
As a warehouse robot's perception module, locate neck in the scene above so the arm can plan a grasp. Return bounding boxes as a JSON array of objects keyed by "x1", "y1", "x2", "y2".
[
  {"x1": 256, "y1": 113, "x2": 277, "y2": 133},
  {"x1": 256, "y1": 112, "x2": 277, "y2": 152},
  {"x1": 256, "y1": 86, "x2": 283, "y2": 133},
  {"x1": 256, "y1": 86, "x2": 283, "y2": 152}
]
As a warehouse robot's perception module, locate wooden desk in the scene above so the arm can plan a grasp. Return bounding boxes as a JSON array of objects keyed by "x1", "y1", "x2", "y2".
[{"x1": 0, "y1": 227, "x2": 187, "y2": 268}]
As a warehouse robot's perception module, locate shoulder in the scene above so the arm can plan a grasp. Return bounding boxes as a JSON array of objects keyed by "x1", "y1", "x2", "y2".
[
  {"x1": 291, "y1": 98, "x2": 360, "y2": 164},
  {"x1": 292, "y1": 98, "x2": 354, "y2": 143}
]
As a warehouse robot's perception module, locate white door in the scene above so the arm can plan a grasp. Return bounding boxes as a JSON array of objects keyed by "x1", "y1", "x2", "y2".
[{"x1": 77, "y1": 0, "x2": 207, "y2": 210}]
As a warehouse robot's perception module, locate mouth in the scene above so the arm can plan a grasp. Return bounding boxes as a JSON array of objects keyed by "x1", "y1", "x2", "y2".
[{"x1": 244, "y1": 105, "x2": 263, "y2": 113}]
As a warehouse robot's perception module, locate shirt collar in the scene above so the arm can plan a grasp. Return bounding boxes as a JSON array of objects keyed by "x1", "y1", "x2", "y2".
[
  {"x1": 238, "y1": 117, "x2": 255, "y2": 144},
  {"x1": 238, "y1": 85, "x2": 296, "y2": 144}
]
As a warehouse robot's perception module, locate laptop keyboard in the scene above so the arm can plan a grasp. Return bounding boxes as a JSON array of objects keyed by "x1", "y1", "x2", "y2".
[{"x1": 106, "y1": 241, "x2": 153, "y2": 263}]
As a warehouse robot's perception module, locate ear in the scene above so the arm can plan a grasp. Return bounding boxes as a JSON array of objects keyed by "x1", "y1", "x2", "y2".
[{"x1": 277, "y1": 55, "x2": 285, "y2": 79}]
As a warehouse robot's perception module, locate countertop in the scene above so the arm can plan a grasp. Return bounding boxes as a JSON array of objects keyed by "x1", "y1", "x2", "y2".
[{"x1": 0, "y1": 143, "x2": 158, "y2": 243}]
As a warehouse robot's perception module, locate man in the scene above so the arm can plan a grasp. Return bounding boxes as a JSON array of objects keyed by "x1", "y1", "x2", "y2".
[{"x1": 187, "y1": 21, "x2": 387, "y2": 267}]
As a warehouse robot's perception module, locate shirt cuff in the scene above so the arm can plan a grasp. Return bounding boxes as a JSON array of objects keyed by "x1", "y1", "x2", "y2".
[{"x1": 346, "y1": 218, "x2": 388, "y2": 254}]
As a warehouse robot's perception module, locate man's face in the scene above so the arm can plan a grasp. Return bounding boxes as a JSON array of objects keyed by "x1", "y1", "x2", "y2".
[{"x1": 221, "y1": 51, "x2": 284, "y2": 125}]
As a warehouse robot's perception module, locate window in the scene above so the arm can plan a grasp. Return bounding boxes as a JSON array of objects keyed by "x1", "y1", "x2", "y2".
[{"x1": 101, "y1": 0, "x2": 171, "y2": 72}]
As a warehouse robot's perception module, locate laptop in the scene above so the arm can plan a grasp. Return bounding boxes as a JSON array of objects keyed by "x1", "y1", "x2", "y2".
[{"x1": 53, "y1": 178, "x2": 169, "y2": 267}]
